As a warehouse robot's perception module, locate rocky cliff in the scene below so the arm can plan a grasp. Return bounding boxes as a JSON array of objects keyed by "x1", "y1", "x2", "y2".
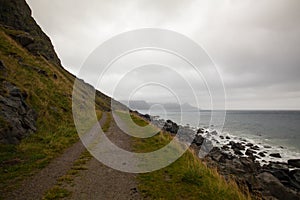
[
  {"x1": 0, "y1": 0, "x2": 61, "y2": 66},
  {"x1": 0, "y1": 0, "x2": 122, "y2": 144}
]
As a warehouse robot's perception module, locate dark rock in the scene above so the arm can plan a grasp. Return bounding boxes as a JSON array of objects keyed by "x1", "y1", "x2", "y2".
[
  {"x1": 258, "y1": 152, "x2": 266, "y2": 157},
  {"x1": 202, "y1": 143, "x2": 300, "y2": 199},
  {"x1": 261, "y1": 167, "x2": 300, "y2": 191},
  {"x1": 245, "y1": 149, "x2": 256, "y2": 156},
  {"x1": 256, "y1": 172, "x2": 299, "y2": 200},
  {"x1": 10, "y1": 32, "x2": 34, "y2": 47},
  {"x1": 0, "y1": 0, "x2": 61, "y2": 66},
  {"x1": 229, "y1": 141, "x2": 245, "y2": 150},
  {"x1": 210, "y1": 130, "x2": 218, "y2": 135},
  {"x1": 0, "y1": 60, "x2": 6, "y2": 71},
  {"x1": 0, "y1": 60, "x2": 7, "y2": 77},
  {"x1": 290, "y1": 170, "x2": 300, "y2": 183},
  {"x1": 229, "y1": 141, "x2": 245, "y2": 156},
  {"x1": 138, "y1": 113, "x2": 151, "y2": 121},
  {"x1": 221, "y1": 145, "x2": 229, "y2": 151},
  {"x1": 163, "y1": 120, "x2": 179, "y2": 134},
  {"x1": 192, "y1": 135, "x2": 204, "y2": 146},
  {"x1": 288, "y1": 159, "x2": 300, "y2": 168},
  {"x1": 20, "y1": 63, "x2": 48, "y2": 77},
  {"x1": 240, "y1": 157, "x2": 260, "y2": 172},
  {"x1": 270, "y1": 153, "x2": 281, "y2": 158},
  {"x1": 250, "y1": 145, "x2": 260, "y2": 151},
  {"x1": 233, "y1": 148, "x2": 243, "y2": 156},
  {"x1": 208, "y1": 147, "x2": 234, "y2": 163},
  {"x1": 219, "y1": 135, "x2": 224, "y2": 139},
  {"x1": 208, "y1": 147, "x2": 223, "y2": 162},
  {"x1": 230, "y1": 158, "x2": 244, "y2": 170},
  {"x1": 37, "y1": 69, "x2": 48, "y2": 76},
  {"x1": 225, "y1": 136, "x2": 230, "y2": 139},
  {"x1": 130, "y1": 187, "x2": 138, "y2": 194},
  {"x1": 273, "y1": 170, "x2": 300, "y2": 190},
  {"x1": 245, "y1": 143, "x2": 254, "y2": 147},
  {"x1": 144, "y1": 114, "x2": 151, "y2": 121},
  {"x1": 9, "y1": 87, "x2": 22, "y2": 98},
  {"x1": 271, "y1": 170, "x2": 291, "y2": 181},
  {"x1": 197, "y1": 128, "x2": 204, "y2": 134},
  {"x1": 266, "y1": 162, "x2": 290, "y2": 171},
  {"x1": 0, "y1": 81, "x2": 37, "y2": 144}
]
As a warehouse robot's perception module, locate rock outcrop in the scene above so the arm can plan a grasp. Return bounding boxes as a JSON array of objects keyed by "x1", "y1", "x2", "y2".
[
  {"x1": 0, "y1": 0, "x2": 61, "y2": 66},
  {"x1": 203, "y1": 147, "x2": 300, "y2": 199},
  {"x1": 288, "y1": 159, "x2": 300, "y2": 168},
  {"x1": 0, "y1": 80, "x2": 37, "y2": 144}
]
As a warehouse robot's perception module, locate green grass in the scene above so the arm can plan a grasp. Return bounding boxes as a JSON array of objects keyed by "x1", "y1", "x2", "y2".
[
  {"x1": 43, "y1": 150, "x2": 92, "y2": 199},
  {"x1": 116, "y1": 111, "x2": 160, "y2": 140},
  {"x1": 102, "y1": 112, "x2": 112, "y2": 132},
  {"x1": 0, "y1": 27, "x2": 110, "y2": 196},
  {"x1": 122, "y1": 113, "x2": 250, "y2": 200},
  {"x1": 43, "y1": 186, "x2": 71, "y2": 200},
  {"x1": 43, "y1": 112, "x2": 111, "y2": 199}
]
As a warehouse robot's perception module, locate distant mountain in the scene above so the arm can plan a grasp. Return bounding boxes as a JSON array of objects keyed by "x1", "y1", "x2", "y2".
[{"x1": 122, "y1": 100, "x2": 200, "y2": 111}]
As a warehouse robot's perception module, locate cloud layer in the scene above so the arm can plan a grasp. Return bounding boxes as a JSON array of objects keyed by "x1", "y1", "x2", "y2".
[{"x1": 26, "y1": 0, "x2": 300, "y2": 109}]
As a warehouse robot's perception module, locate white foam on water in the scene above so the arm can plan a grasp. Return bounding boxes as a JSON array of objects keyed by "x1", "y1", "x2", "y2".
[
  {"x1": 202, "y1": 128, "x2": 300, "y2": 166},
  {"x1": 150, "y1": 115, "x2": 300, "y2": 167}
]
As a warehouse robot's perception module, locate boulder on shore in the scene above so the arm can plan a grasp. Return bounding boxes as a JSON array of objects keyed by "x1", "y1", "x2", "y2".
[
  {"x1": 192, "y1": 134, "x2": 204, "y2": 146},
  {"x1": 256, "y1": 172, "x2": 299, "y2": 200},
  {"x1": 163, "y1": 120, "x2": 179, "y2": 134},
  {"x1": 245, "y1": 149, "x2": 256, "y2": 156},
  {"x1": 270, "y1": 153, "x2": 281, "y2": 158},
  {"x1": 229, "y1": 141, "x2": 245, "y2": 150},
  {"x1": 288, "y1": 159, "x2": 300, "y2": 168},
  {"x1": 258, "y1": 152, "x2": 266, "y2": 157}
]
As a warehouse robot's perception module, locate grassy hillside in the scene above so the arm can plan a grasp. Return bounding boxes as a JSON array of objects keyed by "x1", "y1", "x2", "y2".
[
  {"x1": 0, "y1": 26, "x2": 111, "y2": 193},
  {"x1": 119, "y1": 112, "x2": 250, "y2": 200}
]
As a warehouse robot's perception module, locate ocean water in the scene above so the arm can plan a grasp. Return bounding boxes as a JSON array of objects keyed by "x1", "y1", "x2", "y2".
[{"x1": 138, "y1": 109, "x2": 300, "y2": 162}]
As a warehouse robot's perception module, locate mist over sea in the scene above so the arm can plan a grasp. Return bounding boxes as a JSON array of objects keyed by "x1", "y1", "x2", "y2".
[{"x1": 138, "y1": 109, "x2": 300, "y2": 157}]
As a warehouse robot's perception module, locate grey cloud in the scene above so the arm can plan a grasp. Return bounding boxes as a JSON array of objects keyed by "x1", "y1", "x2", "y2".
[{"x1": 26, "y1": 0, "x2": 300, "y2": 109}]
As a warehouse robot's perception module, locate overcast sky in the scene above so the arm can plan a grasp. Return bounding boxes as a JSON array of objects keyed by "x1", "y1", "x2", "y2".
[{"x1": 26, "y1": 0, "x2": 300, "y2": 110}]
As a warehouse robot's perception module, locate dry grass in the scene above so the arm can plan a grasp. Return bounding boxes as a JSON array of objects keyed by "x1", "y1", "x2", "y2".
[
  {"x1": 121, "y1": 112, "x2": 251, "y2": 200},
  {"x1": 0, "y1": 27, "x2": 110, "y2": 195}
]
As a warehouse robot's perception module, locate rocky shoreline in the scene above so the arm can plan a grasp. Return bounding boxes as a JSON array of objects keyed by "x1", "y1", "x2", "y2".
[{"x1": 133, "y1": 111, "x2": 300, "y2": 200}]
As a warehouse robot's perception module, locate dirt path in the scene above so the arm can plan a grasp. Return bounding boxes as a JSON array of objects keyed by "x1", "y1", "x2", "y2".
[
  {"x1": 4, "y1": 113, "x2": 108, "y2": 200},
  {"x1": 65, "y1": 116, "x2": 141, "y2": 200}
]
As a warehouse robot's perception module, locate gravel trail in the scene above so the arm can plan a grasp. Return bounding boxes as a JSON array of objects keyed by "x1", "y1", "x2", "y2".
[
  {"x1": 66, "y1": 116, "x2": 141, "y2": 200},
  {"x1": 3, "y1": 113, "x2": 108, "y2": 200}
]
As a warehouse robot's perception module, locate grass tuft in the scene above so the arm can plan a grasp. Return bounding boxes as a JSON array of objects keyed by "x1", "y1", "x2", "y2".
[
  {"x1": 102, "y1": 112, "x2": 112, "y2": 132},
  {"x1": 43, "y1": 186, "x2": 71, "y2": 200}
]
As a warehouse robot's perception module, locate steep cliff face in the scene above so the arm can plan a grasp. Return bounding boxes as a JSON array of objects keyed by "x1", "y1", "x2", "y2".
[
  {"x1": 0, "y1": 0, "x2": 120, "y2": 144},
  {"x1": 0, "y1": 0, "x2": 61, "y2": 66}
]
